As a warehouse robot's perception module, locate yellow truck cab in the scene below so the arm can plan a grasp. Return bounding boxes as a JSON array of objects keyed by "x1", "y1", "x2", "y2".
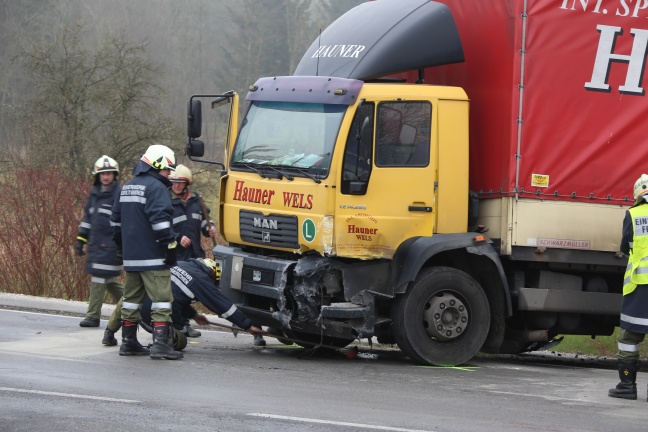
[{"x1": 224, "y1": 80, "x2": 470, "y2": 259}]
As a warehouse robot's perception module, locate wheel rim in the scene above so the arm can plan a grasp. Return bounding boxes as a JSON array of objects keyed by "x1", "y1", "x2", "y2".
[{"x1": 422, "y1": 291, "x2": 469, "y2": 342}]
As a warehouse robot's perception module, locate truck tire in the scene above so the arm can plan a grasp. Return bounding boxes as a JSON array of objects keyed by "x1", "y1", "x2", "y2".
[{"x1": 392, "y1": 266, "x2": 490, "y2": 366}]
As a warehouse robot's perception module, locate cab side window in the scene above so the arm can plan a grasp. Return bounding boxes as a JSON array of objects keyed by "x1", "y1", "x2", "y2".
[
  {"x1": 375, "y1": 101, "x2": 431, "y2": 167},
  {"x1": 341, "y1": 102, "x2": 375, "y2": 195}
]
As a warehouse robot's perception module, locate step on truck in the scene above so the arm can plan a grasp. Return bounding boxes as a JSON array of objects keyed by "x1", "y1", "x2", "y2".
[{"x1": 185, "y1": 0, "x2": 646, "y2": 365}]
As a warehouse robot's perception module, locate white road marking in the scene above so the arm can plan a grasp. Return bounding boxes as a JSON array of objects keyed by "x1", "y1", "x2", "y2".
[
  {"x1": 484, "y1": 390, "x2": 592, "y2": 404},
  {"x1": 1, "y1": 309, "x2": 232, "y2": 334},
  {"x1": 1, "y1": 309, "x2": 86, "y2": 319},
  {"x1": 0, "y1": 387, "x2": 140, "y2": 403},
  {"x1": 248, "y1": 413, "x2": 433, "y2": 432}
]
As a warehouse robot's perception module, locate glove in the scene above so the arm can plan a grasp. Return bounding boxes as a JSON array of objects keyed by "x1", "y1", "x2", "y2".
[
  {"x1": 74, "y1": 238, "x2": 86, "y2": 257},
  {"x1": 164, "y1": 241, "x2": 178, "y2": 267}
]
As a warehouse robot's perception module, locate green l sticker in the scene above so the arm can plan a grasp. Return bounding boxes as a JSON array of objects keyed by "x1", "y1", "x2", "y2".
[{"x1": 302, "y1": 218, "x2": 316, "y2": 243}]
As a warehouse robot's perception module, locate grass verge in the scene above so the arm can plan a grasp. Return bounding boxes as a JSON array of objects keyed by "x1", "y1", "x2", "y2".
[{"x1": 553, "y1": 329, "x2": 648, "y2": 359}]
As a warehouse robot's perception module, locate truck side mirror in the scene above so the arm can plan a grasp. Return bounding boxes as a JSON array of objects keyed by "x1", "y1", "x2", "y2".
[
  {"x1": 186, "y1": 139, "x2": 205, "y2": 158},
  {"x1": 188, "y1": 99, "x2": 202, "y2": 139}
]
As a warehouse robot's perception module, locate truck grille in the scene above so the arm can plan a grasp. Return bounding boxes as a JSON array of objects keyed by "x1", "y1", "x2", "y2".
[{"x1": 239, "y1": 210, "x2": 299, "y2": 249}]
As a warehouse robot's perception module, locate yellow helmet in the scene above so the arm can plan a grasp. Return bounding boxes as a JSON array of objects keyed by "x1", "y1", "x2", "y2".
[
  {"x1": 634, "y1": 174, "x2": 648, "y2": 203},
  {"x1": 92, "y1": 155, "x2": 119, "y2": 175},
  {"x1": 196, "y1": 258, "x2": 221, "y2": 283},
  {"x1": 170, "y1": 164, "x2": 193, "y2": 185},
  {"x1": 141, "y1": 144, "x2": 176, "y2": 171}
]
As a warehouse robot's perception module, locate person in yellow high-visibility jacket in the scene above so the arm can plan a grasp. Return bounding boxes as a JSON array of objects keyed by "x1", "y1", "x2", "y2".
[{"x1": 610, "y1": 174, "x2": 648, "y2": 400}]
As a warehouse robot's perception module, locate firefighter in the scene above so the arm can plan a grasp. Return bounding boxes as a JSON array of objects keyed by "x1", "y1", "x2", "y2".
[
  {"x1": 102, "y1": 259, "x2": 264, "y2": 349},
  {"x1": 169, "y1": 164, "x2": 216, "y2": 261},
  {"x1": 76, "y1": 156, "x2": 124, "y2": 331},
  {"x1": 609, "y1": 174, "x2": 648, "y2": 400},
  {"x1": 168, "y1": 164, "x2": 216, "y2": 338},
  {"x1": 110, "y1": 144, "x2": 182, "y2": 360}
]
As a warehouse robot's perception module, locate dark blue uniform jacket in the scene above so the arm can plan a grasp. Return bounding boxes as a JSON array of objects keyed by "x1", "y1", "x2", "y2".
[
  {"x1": 172, "y1": 192, "x2": 211, "y2": 261},
  {"x1": 78, "y1": 181, "x2": 123, "y2": 277},
  {"x1": 110, "y1": 167, "x2": 178, "y2": 271}
]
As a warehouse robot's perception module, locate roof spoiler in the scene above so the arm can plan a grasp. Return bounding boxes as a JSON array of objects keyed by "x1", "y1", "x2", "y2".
[{"x1": 293, "y1": 0, "x2": 464, "y2": 81}]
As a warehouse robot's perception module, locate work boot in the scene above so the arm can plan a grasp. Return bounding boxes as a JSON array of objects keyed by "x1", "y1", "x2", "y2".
[
  {"x1": 253, "y1": 334, "x2": 266, "y2": 347},
  {"x1": 182, "y1": 323, "x2": 201, "y2": 338},
  {"x1": 150, "y1": 323, "x2": 183, "y2": 360},
  {"x1": 119, "y1": 324, "x2": 150, "y2": 356},
  {"x1": 608, "y1": 359, "x2": 638, "y2": 400},
  {"x1": 102, "y1": 328, "x2": 118, "y2": 346},
  {"x1": 79, "y1": 317, "x2": 100, "y2": 327}
]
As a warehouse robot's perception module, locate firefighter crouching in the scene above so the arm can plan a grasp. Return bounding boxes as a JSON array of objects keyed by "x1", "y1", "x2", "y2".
[{"x1": 103, "y1": 258, "x2": 264, "y2": 350}]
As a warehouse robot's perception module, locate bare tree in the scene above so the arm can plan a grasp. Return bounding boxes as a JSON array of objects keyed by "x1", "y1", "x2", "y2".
[
  {"x1": 0, "y1": 0, "x2": 365, "y2": 170},
  {"x1": 9, "y1": 20, "x2": 179, "y2": 173}
]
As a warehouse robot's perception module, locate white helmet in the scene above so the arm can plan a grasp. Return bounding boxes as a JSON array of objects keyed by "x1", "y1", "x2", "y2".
[
  {"x1": 634, "y1": 174, "x2": 648, "y2": 202},
  {"x1": 92, "y1": 155, "x2": 120, "y2": 175},
  {"x1": 169, "y1": 164, "x2": 193, "y2": 185},
  {"x1": 141, "y1": 144, "x2": 176, "y2": 171}
]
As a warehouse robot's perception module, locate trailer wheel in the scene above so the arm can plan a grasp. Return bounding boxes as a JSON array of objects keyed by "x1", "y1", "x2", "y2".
[{"x1": 392, "y1": 266, "x2": 490, "y2": 366}]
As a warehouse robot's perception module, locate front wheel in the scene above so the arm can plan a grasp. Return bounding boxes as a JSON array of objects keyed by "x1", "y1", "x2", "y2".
[{"x1": 392, "y1": 267, "x2": 490, "y2": 366}]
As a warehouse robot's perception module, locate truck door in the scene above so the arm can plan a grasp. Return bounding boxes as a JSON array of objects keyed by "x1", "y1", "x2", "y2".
[{"x1": 336, "y1": 100, "x2": 436, "y2": 259}]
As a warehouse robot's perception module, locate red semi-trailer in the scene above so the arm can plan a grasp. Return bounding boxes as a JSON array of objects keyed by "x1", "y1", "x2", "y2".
[{"x1": 407, "y1": 0, "x2": 647, "y2": 205}]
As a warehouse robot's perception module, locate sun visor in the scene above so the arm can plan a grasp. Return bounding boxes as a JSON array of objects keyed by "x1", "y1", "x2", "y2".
[{"x1": 293, "y1": 0, "x2": 464, "y2": 81}]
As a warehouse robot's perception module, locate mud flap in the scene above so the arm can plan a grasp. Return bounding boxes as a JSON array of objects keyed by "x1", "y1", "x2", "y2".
[{"x1": 523, "y1": 336, "x2": 564, "y2": 353}]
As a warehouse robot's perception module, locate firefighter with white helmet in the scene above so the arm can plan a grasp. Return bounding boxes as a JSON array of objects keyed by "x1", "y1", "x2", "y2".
[
  {"x1": 110, "y1": 144, "x2": 183, "y2": 360},
  {"x1": 609, "y1": 174, "x2": 648, "y2": 400},
  {"x1": 169, "y1": 164, "x2": 217, "y2": 262},
  {"x1": 76, "y1": 155, "x2": 124, "y2": 335},
  {"x1": 168, "y1": 164, "x2": 218, "y2": 338},
  {"x1": 103, "y1": 258, "x2": 263, "y2": 351},
  {"x1": 140, "y1": 144, "x2": 176, "y2": 171},
  {"x1": 633, "y1": 174, "x2": 648, "y2": 204}
]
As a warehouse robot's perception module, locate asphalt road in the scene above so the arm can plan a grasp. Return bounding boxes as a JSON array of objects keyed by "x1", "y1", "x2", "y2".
[{"x1": 0, "y1": 295, "x2": 646, "y2": 432}]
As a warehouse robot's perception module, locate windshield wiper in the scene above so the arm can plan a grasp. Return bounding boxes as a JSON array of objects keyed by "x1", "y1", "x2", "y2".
[
  {"x1": 231, "y1": 161, "x2": 293, "y2": 180},
  {"x1": 230, "y1": 162, "x2": 270, "y2": 179},
  {"x1": 286, "y1": 166, "x2": 321, "y2": 183},
  {"x1": 265, "y1": 165, "x2": 294, "y2": 181}
]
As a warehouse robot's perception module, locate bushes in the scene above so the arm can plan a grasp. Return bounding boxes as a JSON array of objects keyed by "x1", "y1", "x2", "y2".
[
  {"x1": 0, "y1": 165, "x2": 222, "y2": 301},
  {"x1": 0, "y1": 167, "x2": 90, "y2": 299}
]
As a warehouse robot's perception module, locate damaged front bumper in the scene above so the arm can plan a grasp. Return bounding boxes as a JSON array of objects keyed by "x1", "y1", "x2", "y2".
[{"x1": 212, "y1": 245, "x2": 390, "y2": 340}]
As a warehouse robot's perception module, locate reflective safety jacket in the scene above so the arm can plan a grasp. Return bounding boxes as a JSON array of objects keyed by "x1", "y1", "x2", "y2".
[
  {"x1": 172, "y1": 192, "x2": 211, "y2": 261},
  {"x1": 166, "y1": 259, "x2": 251, "y2": 330},
  {"x1": 77, "y1": 181, "x2": 123, "y2": 277},
  {"x1": 623, "y1": 203, "x2": 648, "y2": 295},
  {"x1": 110, "y1": 169, "x2": 178, "y2": 271}
]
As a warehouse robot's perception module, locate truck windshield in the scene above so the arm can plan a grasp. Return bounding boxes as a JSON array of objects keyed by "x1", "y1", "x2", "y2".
[{"x1": 232, "y1": 101, "x2": 346, "y2": 177}]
